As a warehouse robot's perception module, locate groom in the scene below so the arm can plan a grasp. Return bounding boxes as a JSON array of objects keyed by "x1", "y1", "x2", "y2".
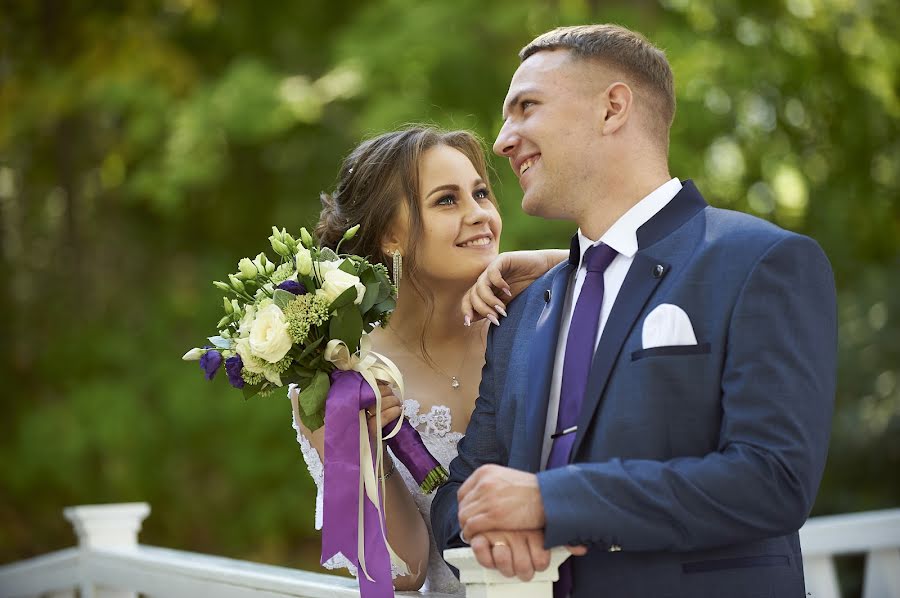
[{"x1": 431, "y1": 24, "x2": 836, "y2": 597}]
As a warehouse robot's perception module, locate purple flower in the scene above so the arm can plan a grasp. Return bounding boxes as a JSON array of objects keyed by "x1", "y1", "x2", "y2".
[
  {"x1": 199, "y1": 349, "x2": 223, "y2": 380},
  {"x1": 225, "y1": 355, "x2": 245, "y2": 389},
  {"x1": 277, "y1": 280, "x2": 307, "y2": 295}
]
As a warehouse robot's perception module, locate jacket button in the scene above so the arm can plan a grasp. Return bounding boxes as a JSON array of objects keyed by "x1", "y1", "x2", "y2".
[{"x1": 608, "y1": 544, "x2": 622, "y2": 552}]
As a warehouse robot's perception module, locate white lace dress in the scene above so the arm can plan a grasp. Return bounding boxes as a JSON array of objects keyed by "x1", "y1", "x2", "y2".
[{"x1": 290, "y1": 393, "x2": 464, "y2": 595}]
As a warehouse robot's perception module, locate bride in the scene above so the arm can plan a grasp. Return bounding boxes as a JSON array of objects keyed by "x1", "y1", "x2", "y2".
[{"x1": 289, "y1": 126, "x2": 565, "y2": 593}]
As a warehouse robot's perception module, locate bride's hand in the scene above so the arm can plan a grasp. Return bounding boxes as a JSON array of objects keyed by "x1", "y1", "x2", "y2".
[
  {"x1": 366, "y1": 382, "x2": 403, "y2": 439},
  {"x1": 462, "y1": 249, "x2": 568, "y2": 326}
]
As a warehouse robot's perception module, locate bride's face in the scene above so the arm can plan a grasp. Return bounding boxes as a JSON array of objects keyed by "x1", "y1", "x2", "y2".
[{"x1": 397, "y1": 145, "x2": 502, "y2": 287}]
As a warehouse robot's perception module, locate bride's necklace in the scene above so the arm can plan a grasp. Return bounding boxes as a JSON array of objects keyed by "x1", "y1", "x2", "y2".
[{"x1": 386, "y1": 323, "x2": 481, "y2": 389}]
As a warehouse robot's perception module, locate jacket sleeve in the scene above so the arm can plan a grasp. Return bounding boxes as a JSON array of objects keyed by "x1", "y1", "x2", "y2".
[
  {"x1": 431, "y1": 324, "x2": 507, "y2": 559},
  {"x1": 538, "y1": 234, "x2": 837, "y2": 551}
]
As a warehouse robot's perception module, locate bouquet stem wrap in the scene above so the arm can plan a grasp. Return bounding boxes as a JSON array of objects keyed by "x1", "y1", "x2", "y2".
[{"x1": 320, "y1": 336, "x2": 449, "y2": 597}]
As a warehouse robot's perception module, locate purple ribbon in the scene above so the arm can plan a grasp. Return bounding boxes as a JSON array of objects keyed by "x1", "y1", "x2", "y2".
[
  {"x1": 321, "y1": 369, "x2": 393, "y2": 598},
  {"x1": 387, "y1": 419, "x2": 439, "y2": 485}
]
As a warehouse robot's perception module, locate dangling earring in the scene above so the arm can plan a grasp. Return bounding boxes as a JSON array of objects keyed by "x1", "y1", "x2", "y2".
[{"x1": 392, "y1": 250, "x2": 402, "y2": 289}]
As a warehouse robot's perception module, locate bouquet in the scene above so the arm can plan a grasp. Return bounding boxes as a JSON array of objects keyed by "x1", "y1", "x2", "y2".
[{"x1": 183, "y1": 225, "x2": 448, "y2": 597}]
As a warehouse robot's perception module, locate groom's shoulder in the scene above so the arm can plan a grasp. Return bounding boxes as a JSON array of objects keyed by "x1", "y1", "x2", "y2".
[
  {"x1": 503, "y1": 261, "x2": 568, "y2": 322},
  {"x1": 700, "y1": 205, "x2": 822, "y2": 254}
]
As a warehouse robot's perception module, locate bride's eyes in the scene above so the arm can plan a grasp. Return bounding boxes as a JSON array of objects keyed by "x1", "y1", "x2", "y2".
[{"x1": 434, "y1": 187, "x2": 489, "y2": 206}]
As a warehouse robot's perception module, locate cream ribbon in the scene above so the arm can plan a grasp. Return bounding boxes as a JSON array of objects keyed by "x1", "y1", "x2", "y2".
[{"x1": 324, "y1": 333, "x2": 410, "y2": 580}]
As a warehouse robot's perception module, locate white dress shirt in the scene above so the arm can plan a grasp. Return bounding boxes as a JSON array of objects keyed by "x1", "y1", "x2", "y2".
[{"x1": 539, "y1": 178, "x2": 683, "y2": 469}]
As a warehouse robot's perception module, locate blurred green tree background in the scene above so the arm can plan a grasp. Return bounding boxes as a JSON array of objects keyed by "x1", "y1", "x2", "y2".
[{"x1": 2, "y1": 0, "x2": 897, "y2": 587}]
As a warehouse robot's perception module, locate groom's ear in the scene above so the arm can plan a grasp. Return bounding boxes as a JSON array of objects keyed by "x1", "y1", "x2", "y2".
[{"x1": 599, "y1": 81, "x2": 632, "y2": 135}]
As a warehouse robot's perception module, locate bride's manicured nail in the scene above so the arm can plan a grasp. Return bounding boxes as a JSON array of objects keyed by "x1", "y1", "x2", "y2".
[
  {"x1": 464, "y1": 315, "x2": 471, "y2": 327},
  {"x1": 494, "y1": 305, "x2": 508, "y2": 317},
  {"x1": 487, "y1": 314, "x2": 500, "y2": 326},
  {"x1": 503, "y1": 288, "x2": 512, "y2": 297}
]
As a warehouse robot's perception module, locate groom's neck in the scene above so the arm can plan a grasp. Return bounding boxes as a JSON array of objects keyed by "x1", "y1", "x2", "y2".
[{"x1": 577, "y1": 163, "x2": 671, "y2": 240}]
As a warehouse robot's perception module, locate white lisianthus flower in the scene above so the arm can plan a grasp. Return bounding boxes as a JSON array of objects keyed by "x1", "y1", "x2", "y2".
[
  {"x1": 295, "y1": 247, "x2": 313, "y2": 276},
  {"x1": 314, "y1": 259, "x2": 343, "y2": 282},
  {"x1": 182, "y1": 348, "x2": 205, "y2": 361},
  {"x1": 238, "y1": 304, "x2": 257, "y2": 338},
  {"x1": 248, "y1": 303, "x2": 293, "y2": 363},
  {"x1": 238, "y1": 258, "x2": 258, "y2": 279},
  {"x1": 317, "y1": 268, "x2": 366, "y2": 305}
]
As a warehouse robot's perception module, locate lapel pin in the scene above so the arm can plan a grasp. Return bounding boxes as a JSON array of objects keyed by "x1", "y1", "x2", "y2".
[
  {"x1": 544, "y1": 289, "x2": 552, "y2": 303},
  {"x1": 652, "y1": 264, "x2": 665, "y2": 278}
]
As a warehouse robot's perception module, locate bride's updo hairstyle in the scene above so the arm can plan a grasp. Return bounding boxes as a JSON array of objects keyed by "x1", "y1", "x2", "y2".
[{"x1": 316, "y1": 125, "x2": 496, "y2": 302}]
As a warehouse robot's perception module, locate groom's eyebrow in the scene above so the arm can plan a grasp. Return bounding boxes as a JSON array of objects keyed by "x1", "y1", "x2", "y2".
[{"x1": 503, "y1": 87, "x2": 538, "y2": 118}]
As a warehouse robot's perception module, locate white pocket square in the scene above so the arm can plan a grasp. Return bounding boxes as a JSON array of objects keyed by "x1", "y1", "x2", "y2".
[{"x1": 642, "y1": 303, "x2": 698, "y2": 349}]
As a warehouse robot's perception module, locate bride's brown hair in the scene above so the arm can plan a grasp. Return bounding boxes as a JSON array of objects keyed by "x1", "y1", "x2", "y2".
[{"x1": 316, "y1": 125, "x2": 497, "y2": 359}]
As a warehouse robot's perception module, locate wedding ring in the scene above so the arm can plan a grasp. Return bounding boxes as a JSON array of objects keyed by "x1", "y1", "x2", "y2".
[
  {"x1": 491, "y1": 541, "x2": 508, "y2": 549},
  {"x1": 365, "y1": 410, "x2": 374, "y2": 419}
]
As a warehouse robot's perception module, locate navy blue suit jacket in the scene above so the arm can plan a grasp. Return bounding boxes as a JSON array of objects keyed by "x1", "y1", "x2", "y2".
[{"x1": 431, "y1": 181, "x2": 837, "y2": 597}]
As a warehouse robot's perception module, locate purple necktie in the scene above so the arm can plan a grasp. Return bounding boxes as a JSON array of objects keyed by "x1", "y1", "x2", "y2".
[{"x1": 549, "y1": 242, "x2": 617, "y2": 598}]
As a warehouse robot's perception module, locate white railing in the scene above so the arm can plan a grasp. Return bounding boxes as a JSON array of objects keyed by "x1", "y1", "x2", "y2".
[
  {"x1": 799, "y1": 508, "x2": 900, "y2": 598},
  {"x1": 0, "y1": 503, "x2": 898, "y2": 598}
]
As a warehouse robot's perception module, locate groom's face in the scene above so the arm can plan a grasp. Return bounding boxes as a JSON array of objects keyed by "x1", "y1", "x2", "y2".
[{"x1": 494, "y1": 49, "x2": 604, "y2": 220}]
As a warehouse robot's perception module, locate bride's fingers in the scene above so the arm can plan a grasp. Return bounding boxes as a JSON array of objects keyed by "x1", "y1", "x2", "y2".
[
  {"x1": 369, "y1": 405, "x2": 403, "y2": 437},
  {"x1": 484, "y1": 267, "x2": 512, "y2": 299},
  {"x1": 461, "y1": 289, "x2": 480, "y2": 326},
  {"x1": 469, "y1": 285, "x2": 501, "y2": 326},
  {"x1": 473, "y1": 286, "x2": 506, "y2": 319}
]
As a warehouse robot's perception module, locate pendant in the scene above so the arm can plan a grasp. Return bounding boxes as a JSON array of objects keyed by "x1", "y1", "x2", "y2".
[{"x1": 450, "y1": 376, "x2": 460, "y2": 389}]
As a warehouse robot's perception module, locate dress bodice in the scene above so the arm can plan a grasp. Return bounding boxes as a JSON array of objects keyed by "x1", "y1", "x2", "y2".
[{"x1": 290, "y1": 391, "x2": 463, "y2": 595}]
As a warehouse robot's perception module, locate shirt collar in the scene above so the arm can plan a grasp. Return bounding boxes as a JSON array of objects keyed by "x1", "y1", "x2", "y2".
[{"x1": 577, "y1": 177, "x2": 682, "y2": 263}]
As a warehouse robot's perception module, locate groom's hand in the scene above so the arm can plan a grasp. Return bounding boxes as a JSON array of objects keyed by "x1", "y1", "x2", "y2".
[
  {"x1": 469, "y1": 529, "x2": 549, "y2": 581},
  {"x1": 469, "y1": 530, "x2": 589, "y2": 580},
  {"x1": 458, "y1": 464, "x2": 545, "y2": 538}
]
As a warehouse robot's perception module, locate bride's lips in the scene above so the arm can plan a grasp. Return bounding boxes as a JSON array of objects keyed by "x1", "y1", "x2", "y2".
[{"x1": 456, "y1": 233, "x2": 494, "y2": 248}]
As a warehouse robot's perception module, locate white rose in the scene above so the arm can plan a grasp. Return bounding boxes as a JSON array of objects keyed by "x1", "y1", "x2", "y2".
[
  {"x1": 248, "y1": 303, "x2": 293, "y2": 363},
  {"x1": 235, "y1": 338, "x2": 283, "y2": 386},
  {"x1": 314, "y1": 259, "x2": 343, "y2": 282},
  {"x1": 316, "y1": 268, "x2": 366, "y2": 305},
  {"x1": 295, "y1": 247, "x2": 313, "y2": 276},
  {"x1": 235, "y1": 338, "x2": 264, "y2": 374}
]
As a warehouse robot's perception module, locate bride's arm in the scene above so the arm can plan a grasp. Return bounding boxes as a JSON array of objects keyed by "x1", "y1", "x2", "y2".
[
  {"x1": 462, "y1": 249, "x2": 568, "y2": 325},
  {"x1": 290, "y1": 388, "x2": 430, "y2": 591}
]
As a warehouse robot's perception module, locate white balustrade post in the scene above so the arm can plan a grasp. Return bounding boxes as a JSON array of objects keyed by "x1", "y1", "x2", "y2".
[
  {"x1": 443, "y1": 546, "x2": 571, "y2": 598},
  {"x1": 63, "y1": 503, "x2": 151, "y2": 598},
  {"x1": 862, "y1": 548, "x2": 900, "y2": 598}
]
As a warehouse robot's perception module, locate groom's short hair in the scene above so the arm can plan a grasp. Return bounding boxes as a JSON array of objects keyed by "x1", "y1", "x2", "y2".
[{"x1": 521, "y1": 24, "x2": 675, "y2": 151}]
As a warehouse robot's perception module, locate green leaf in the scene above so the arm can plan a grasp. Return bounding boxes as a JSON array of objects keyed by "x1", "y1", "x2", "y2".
[
  {"x1": 318, "y1": 247, "x2": 339, "y2": 261},
  {"x1": 328, "y1": 285, "x2": 359, "y2": 311},
  {"x1": 338, "y1": 259, "x2": 357, "y2": 275},
  {"x1": 359, "y1": 264, "x2": 376, "y2": 284},
  {"x1": 297, "y1": 335, "x2": 325, "y2": 361},
  {"x1": 241, "y1": 384, "x2": 262, "y2": 400},
  {"x1": 374, "y1": 296, "x2": 396, "y2": 316},
  {"x1": 359, "y1": 281, "x2": 382, "y2": 314},
  {"x1": 300, "y1": 410, "x2": 325, "y2": 432},
  {"x1": 329, "y1": 304, "x2": 364, "y2": 353},
  {"x1": 272, "y1": 289, "x2": 296, "y2": 310},
  {"x1": 208, "y1": 335, "x2": 233, "y2": 350},
  {"x1": 298, "y1": 370, "x2": 330, "y2": 418}
]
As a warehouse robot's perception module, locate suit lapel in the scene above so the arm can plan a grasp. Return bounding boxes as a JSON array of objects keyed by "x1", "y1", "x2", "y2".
[
  {"x1": 568, "y1": 180, "x2": 708, "y2": 460},
  {"x1": 520, "y1": 239, "x2": 578, "y2": 471},
  {"x1": 570, "y1": 253, "x2": 666, "y2": 459}
]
